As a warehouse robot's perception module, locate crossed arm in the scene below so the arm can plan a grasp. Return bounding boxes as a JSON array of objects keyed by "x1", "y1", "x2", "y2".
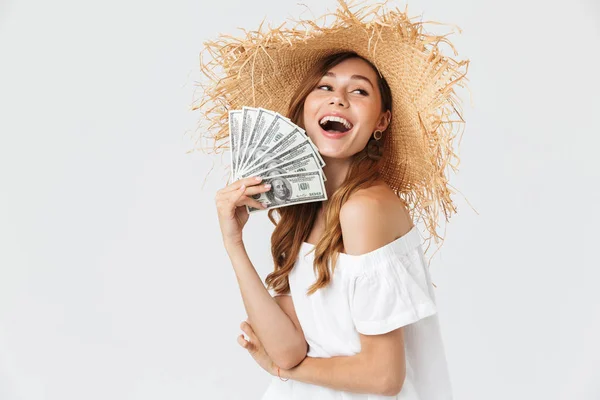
[
  {"x1": 228, "y1": 191, "x2": 411, "y2": 396},
  {"x1": 229, "y1": 240, "x2": 405, "y2": 396},
  {"x1": 278, "y1": 324, "x2": 406, "y2": 397},
  {"x1": 226, "y1": 241, "x2": 307, "y2": 369}
]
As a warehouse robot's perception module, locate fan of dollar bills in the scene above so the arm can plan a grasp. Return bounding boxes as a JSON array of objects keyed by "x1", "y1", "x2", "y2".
[{"x1": 229, "y1": 106, "x2": 328, "y2": 213}]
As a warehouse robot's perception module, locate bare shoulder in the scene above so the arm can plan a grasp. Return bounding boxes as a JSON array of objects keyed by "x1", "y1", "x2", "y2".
[{"x1": 340, "y1": 182, "x2": 413, "y2": 256}]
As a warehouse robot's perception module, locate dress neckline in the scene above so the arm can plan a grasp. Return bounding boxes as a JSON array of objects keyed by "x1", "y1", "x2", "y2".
[{"x1": 300, "y1": 224, "x2": 421, "y2": 260}]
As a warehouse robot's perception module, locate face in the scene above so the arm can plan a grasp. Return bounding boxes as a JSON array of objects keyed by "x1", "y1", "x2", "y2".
[
  {"x1": 253, "y1": 147, "x2": 267, "y2": 162},
  {"x1": 266, "y1": 168, "x2": 285, "y2": 177},
  {"x1": 266, "y1": 160, "x2": 280, "y2": 169},
  {"x1": 272, "y1": 179, "x2": 288, "y2": 199},
  {"x1": 302, "y1": 57, "x2": 391, "y2": 159}
]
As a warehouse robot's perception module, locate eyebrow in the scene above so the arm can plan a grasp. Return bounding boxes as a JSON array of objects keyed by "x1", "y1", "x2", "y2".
[{"x1": 323, "y1": 72, "x2": 374, "y2": 89}]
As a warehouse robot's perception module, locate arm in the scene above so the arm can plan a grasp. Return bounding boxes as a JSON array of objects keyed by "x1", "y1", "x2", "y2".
[
  {"x1": 272, "y1": 294, "x2": 308, "y2": 366},
  {"x1": 281, "y1": 190, "x2": 413, "y2": 396},
  {"x1": 227, "y1": 242, "x2": 307, "y2": 369},
  {"x1": 215, "y1": 176, "x2": 307, "y2": 370},
  {"x1": 280, "y1": 327, "x2": 405, "y2": 396}
]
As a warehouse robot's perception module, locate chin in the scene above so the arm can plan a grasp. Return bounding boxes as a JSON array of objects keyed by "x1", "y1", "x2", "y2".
[
  {"x1": 313, "y1": 143, "x2": 360, "y2": 162},
  {"x1": 307, "y1": 132, "x2": 362, "y2": 161},
  {"x1": 307, "y1": 128, "x2": 349, "y2": 155},
  {"x1": 317, "y1": 147, "x2": 351, "y2": 159}
]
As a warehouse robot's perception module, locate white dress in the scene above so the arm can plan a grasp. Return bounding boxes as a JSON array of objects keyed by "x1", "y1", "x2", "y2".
[{"x1": 262, "y1": 225, "x2": 453, "y2": 400}]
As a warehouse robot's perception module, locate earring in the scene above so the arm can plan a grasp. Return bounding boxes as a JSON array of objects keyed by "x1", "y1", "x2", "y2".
[{"x1": 366, "y1": 130, "x2": 384, "y2": 161}]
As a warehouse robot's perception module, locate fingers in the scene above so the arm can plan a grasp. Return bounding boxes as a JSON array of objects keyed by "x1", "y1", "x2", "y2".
[
  {"x1": 242, "y1": 183, "x2": 271, "y2": 197},
  {"x1": 237, "y1": 322, "x2": 257, "y2": 353},
  {"x1": 232, "y1": 185, "x2": 268, "y2": 210},
  {"x1": 220, "y1": 176, "x2": 265, "y2": 194},
  {"x1": 238, "y1": 334, "x2": 257, "y2": 352},
  {"x1": 240, "y1": 320, "x2": 259, "y2": 343},
  {"x1": 236, "y1": 194, "x2": 268, "y2": 211},
  {"x1": 216, "y1": 182, "x2": 270, "y2": 214},
  {"x1": 237, "y1": 334, "x2": 252, "y2": 350}
]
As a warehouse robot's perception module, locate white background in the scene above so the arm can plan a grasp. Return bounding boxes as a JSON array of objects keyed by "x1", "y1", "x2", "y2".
[{"x1": 1, "y1": 0, "x2": 599, "y2": 399}]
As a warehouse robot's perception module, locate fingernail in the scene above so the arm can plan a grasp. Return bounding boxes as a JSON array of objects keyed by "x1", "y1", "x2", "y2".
[
  {"x1": 255, "y1": 176, "x2": 263, "y2": 182},
  {"x1": 240, "y1": 184, "x2": 246, "y2": 190},
  {"x1": 264, "y1": 184, "x2": 271, "y2": 189}
]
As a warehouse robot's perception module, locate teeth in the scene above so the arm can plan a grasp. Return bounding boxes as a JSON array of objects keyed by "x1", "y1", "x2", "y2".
[{"x1": 319, "y1": 115, "x2": 353, "y2": 130}]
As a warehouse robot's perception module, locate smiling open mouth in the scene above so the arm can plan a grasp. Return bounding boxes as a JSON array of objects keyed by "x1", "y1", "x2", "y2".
[
  {"x1": 319, "y1": 116, "x2": 353, "y2": 133},
  {"x1": 320, "y1": 121, "x2": 350, "y2": 133}
]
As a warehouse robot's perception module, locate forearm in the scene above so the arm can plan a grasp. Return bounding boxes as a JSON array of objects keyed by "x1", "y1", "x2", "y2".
[
  {"x1": 226, "y1": 240, "x2": 306, "y2": 368},
  {"x1": 279, "y1": 353, "x2": 390, "y2": 396}
]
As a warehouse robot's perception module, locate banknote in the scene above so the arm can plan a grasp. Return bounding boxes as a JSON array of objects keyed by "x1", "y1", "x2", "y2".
[
  {"x1": 238, "y1": 107, "x2": 260, "y2": 176},
  {"x1": 238, "y1": 108, "x2": 278, "y2": 172},
  {"x1": 246, "y1": 171, "x2": 328, "y2": 213},
  {"x1": 240, "y1": 128, "x2": 307, "y2": 174},
  {"x1": 306, "y1": 136, "x2": 326, "y2": 169},
  {"x1": 242, "y1": 114, "x2": 305, "y2": 172},
  {"x1": 255, "y1": 153, "x2": 326, "y2": 181},
  {"x1": 228, "y1": 110, "x2": 242, "y2": 178},
  {"x1": 241, "y1": 140, "x2": 322, "y2": 178},
  {"x1": 227, "y1": 107, "x2": 327, "y2": 212}
]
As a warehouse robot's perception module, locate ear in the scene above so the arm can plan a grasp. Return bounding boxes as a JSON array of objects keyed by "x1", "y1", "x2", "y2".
[{"x1": 375, "y1": 110, "x2": 391, "y2": 132}]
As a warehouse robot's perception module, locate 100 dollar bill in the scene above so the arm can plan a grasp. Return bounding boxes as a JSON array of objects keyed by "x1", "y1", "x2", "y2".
[
  {"x1": 241, "y1": 128, "x2": 306, "y2": 173},
  {"x1": 238, "y1": 107, "x2": 259, "y2": 176},
  {"x1": 241, "y1": 140, "x2": 323, "y2": 179},
  {"x1": 246, "y1": 171, "x2": 327, "y2": 213},
  {"x1": 229, "y1": 110, "x2": 242, "y2": 178},
  {"x1": 242, "y1": 114, "x2": 304, "y2": 172},
  {"x1": 254, "y1": 153, "x2": 326, "y2": 181},
  {"x1": 239, "y1": 108, "x2": 277, "y2": 171}
]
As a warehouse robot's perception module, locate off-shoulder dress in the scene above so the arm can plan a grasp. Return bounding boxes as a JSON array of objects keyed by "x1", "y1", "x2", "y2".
[{"x1": 262, "y1": 225, "x2": 453, "y2": 400}]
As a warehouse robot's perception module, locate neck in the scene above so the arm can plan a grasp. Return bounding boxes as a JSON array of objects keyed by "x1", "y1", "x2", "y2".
[{"x1": 321, "y1": 156, "x2": 352, "y2": 198}]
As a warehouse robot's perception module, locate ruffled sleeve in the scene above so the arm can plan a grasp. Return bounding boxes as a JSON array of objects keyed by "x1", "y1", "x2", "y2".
[{"x1": 349, "y1": 244, "x2": 437, "y2": 335}]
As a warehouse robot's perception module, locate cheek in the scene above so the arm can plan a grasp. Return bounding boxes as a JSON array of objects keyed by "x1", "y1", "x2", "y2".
[
  {"x1": 357, "y1": 131, "x2": 373, "y2": 148},
  {"x1": 302, "y1": 94, "x2": 320, "y2": 120},
  {"x1": 302, "y1": 99, "x2": 320, "y2": 139}
]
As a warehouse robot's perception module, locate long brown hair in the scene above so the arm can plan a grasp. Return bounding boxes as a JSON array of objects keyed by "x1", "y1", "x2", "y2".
[{"x1": 265, "y1": 51, "x2": 393, "y2": 296}]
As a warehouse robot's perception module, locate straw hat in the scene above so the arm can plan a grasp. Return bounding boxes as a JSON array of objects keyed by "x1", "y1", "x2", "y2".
[{"x1": 191, "y1": 0, "x2": 471, "y2": 253}]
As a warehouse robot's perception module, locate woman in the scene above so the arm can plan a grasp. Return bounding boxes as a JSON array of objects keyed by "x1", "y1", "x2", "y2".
[
  {"x1": 200, "y1": 2, "x2": 469, "y2": 398},
  {"x1": 216, "y1": 53, "x2": 447, "y2": 398}
]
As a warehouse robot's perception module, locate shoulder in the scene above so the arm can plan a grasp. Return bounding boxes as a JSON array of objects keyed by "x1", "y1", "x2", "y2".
[{"x1": 340, "y1": 182, "x2": 414, "y2": 256}]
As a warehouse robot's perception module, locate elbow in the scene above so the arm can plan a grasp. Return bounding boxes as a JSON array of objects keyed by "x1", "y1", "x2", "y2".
[
  {"x1": 379, "y1": 372, "x2": 405, "y2": 397},
  {"x1": 277, "y1": 356, "x2": 304, "y2": 370},
  {"x1": 275, "y1": 340, "x2": 308, "y2": 370}
]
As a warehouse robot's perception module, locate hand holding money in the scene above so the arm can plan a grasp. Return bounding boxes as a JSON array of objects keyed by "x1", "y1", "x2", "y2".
[
  {"x1": 228, "y1": 106, "x2": 328, "y2": 213},
  {"x1": 214, "y1": 176, "x2": 272, "y2": 246}
]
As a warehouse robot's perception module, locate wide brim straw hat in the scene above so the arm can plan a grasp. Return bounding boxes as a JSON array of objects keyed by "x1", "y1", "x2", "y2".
[{"x1": 190, "y1": 0, "x2": 471, "y2": 254}]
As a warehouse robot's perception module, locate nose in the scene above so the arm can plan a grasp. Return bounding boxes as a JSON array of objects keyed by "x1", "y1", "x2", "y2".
[{"x1": 328, "y1": 91, "x2": 348, "y2": 108}]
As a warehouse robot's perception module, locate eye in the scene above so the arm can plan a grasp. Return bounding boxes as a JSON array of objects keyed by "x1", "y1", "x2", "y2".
[
  {"x1": 352, "y1": 88, "x2": 369, "y2": 95},
  {"x1": 315, "y1": 84, "x2": 368, "y2": 95}
]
